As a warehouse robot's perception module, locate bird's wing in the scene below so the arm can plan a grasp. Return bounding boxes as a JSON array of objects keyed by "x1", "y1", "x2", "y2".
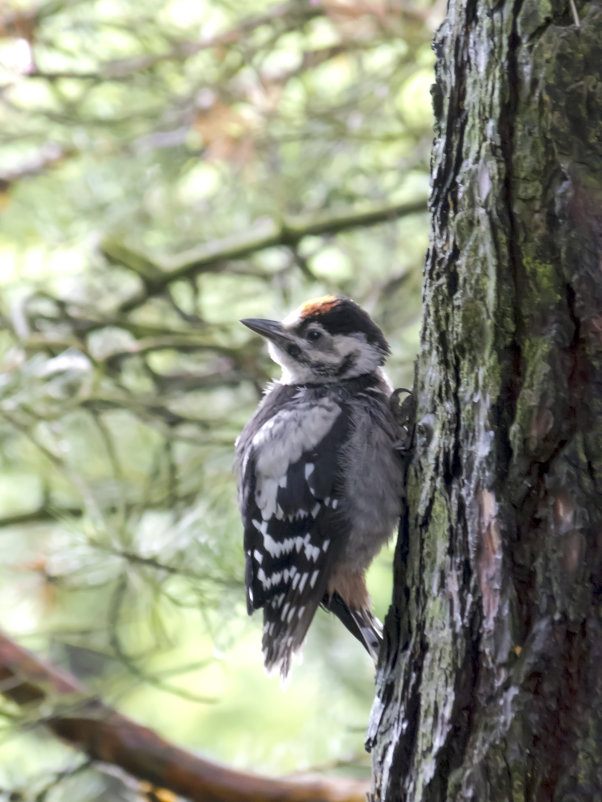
[{"x1": 237, "y1": 391, "x2": 349, "y2": 675}]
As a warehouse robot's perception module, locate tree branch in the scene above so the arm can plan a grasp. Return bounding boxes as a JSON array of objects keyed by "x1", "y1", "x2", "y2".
[
  {"x1": 0, "y1": 630, "x2": 368, "y2": 802},
  {"x1": 0, "y1": 144, "x2": 72, "y2": 192},
  {"x1": 102, "y1": 198, "x2": 427, "y2": 314}
]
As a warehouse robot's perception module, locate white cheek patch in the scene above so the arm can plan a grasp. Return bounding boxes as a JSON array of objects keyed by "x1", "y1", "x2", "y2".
[
  {"x1": 329, "y1": 333, "x2": 382, "y2": 377},
  {"x1": 267, "y1": 340, "x2": 314, "y2": 385},
  {"x1": 252, "y1": 400, "x2": 341, "y2": 518}
]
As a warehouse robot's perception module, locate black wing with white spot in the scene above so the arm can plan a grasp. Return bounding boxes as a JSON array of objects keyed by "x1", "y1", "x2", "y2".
[{"x1": 236, "y1": 384, "x2": 350, "y2": 676}]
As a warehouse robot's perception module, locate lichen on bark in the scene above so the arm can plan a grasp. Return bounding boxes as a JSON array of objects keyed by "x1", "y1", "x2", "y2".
[{"x1": 369, "y1": 2, "x2": 602, "y2": 800}]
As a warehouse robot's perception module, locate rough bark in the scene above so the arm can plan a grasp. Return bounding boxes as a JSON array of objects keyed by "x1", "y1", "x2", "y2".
[{"x1": 369, "y1": 2, "x2": 601, "y2": 801}]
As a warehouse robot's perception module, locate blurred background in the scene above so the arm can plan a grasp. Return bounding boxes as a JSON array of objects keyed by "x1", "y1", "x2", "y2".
[{"x1": 0, "y1": 1, "x2": 440, "y2": 799}]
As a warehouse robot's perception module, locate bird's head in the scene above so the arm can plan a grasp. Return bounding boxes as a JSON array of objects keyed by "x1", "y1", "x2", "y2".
[{"x1": 241, "y1": 295, "x2": 390, "y2": 385}]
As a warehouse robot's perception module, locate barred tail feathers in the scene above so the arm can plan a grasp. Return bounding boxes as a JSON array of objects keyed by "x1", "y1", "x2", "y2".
[
  {"x1": 261, "y1": 593, "x2": 320, "y2": 679},
  {"x1": 261, "y1": 589, "x2": 383, "y2": 677},
  {"x1": 323, "y1": 591, "x2": 383, "y2": 662}
]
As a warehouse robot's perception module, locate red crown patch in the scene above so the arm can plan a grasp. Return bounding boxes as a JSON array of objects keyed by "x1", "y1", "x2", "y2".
[{"x1": 298, "y1": 295, "x2": 339, "y2": 319}]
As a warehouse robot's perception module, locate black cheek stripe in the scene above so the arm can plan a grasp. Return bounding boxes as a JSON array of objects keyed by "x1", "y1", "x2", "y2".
[{"x1": 335, "y1": 353, "x2": 356, "y2": 377}]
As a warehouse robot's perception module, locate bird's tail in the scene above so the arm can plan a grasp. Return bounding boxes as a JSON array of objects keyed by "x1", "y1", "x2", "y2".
[{"x1": 323, "y1": 591, "x2": 383, "y2": 662}]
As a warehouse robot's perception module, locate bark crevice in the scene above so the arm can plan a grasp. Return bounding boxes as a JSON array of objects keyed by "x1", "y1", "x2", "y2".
[{"x1": 370, "y1": 2, "x2": 601, "y2": 799}]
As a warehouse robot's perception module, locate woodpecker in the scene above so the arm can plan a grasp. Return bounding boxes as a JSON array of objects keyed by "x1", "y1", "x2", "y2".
[{"x1": 235, "y1": 295, "x2": 403, "y2": 678}]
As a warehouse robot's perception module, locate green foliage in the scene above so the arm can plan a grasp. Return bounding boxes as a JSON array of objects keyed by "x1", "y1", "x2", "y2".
[{"x1": 0, "y1": 0, "x2": 437, "y2": 797}]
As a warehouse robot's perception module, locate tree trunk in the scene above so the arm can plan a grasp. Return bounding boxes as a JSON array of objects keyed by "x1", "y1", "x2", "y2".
[{"x1": 368, "y1": 2, "x2": 602, "y2": 800}]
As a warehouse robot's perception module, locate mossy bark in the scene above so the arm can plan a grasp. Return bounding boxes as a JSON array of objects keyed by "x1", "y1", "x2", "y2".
[{"x1": 368, "y1": 2, "x2": 602, "y2": 800}]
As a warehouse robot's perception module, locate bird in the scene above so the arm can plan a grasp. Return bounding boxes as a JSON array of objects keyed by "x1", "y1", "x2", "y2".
[{"x1": 235, "y1": 295, "x2": 403, "y2": 678}]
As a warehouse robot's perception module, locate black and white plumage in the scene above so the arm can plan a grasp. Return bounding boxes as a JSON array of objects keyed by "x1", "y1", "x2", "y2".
[{"x1": 235, "y1": 295, "x2": 403, "y2": 677}]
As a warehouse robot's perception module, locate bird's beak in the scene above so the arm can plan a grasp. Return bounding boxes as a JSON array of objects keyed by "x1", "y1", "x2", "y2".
[{"x1": 240, "y1": 318, "x2": 288, "y2": 344}]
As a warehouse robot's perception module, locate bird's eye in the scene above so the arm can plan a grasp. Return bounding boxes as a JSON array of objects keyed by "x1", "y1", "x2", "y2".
[{"x1": 306, "y1": 329, "x2": 322, "y2": 342}]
